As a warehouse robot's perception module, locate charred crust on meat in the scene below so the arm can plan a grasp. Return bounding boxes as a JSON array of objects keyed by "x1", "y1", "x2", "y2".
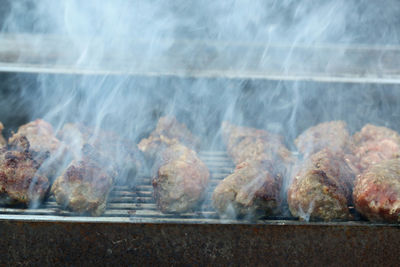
[
  {"x1": 353, "y1": 158, "x2": 400, "y2": 222},
  {"x1": 288, "y1": 148, "x2": 355, "y2": 221},
  {"x1": 139, "y1": 117, "x2": 209, "y2": 214},
  {"x1": 0, "y1": 137, "x2": 50, "y2": 206}
]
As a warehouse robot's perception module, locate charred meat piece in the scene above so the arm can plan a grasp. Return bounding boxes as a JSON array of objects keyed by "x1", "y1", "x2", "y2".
[
  {"x1": 221, "y1": 121, "x2": 293, "y2": 166},
  {"x1": 353, "y1": 158, "x2": 400, "y2": 222},
  {"x1": 139, "y1": 117, "x2": 209, "y2": 213},
  {"x1": 138, "y1": 135, "x2": 180, "y2": 160},
  {"x1": 59, "y1": 123, "x2": 143, "y2": 184},
  {"x1": 353, "y1": 124, "x2": 400, "y2": 172},
  {"x1": 0, "y1": 136, "x2": 49, "y2": 206},
  {"x1": 138, "y1": 116, "x2": 200, "y2": 158},
  {"x1": 51, "y1": 145, "x2": 116, "y2": 216},
  {"x1": 152, "y1": 143, "x2": 209, "y2": 213},
  {"x1": 287, "y1": 149, "x2": 355, "y2": 221},
  {"x1": 8, "y1": 119, "x2": 68, "y2": 177},
  {"x1": 212, "y1": 160, "x2": 282, "y2": 218},
  {"x1": 295, "y1": 121, "x2": 353, "y2": 156},
  {"x1": 219, "y1": 122, "x2": 291, "y2": 218},
  {"x1": 0, "y1": 122, "x2": 6, "y2": 148},
  {"x1": 150, "y1": 116, "x2": 200, "y2": 148}
]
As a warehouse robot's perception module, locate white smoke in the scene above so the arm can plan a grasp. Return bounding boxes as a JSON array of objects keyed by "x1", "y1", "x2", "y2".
[{"x1": 1, "y1": 0, "x2": 400, "y2": 217}]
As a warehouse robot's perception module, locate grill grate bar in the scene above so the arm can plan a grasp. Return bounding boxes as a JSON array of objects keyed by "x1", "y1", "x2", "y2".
[
  {"x1": 0, "y1": 150, "x2": 365, "y2": 224},
  {"x1": 0, "y1": 151, "x2": 233, "y2": 222}
]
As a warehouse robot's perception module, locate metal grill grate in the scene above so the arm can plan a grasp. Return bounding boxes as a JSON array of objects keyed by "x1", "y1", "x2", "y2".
[
  {"x1": 0, "y1": 151, "x2": 236, "y2": 223},
  {"x1": 0, "y1": 150, "x2": 360, "y2": 224}
]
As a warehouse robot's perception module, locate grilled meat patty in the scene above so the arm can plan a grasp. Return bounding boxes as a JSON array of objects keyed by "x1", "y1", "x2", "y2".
[
  {"x1": 138, "y1": 116, "x2": 200, "y2": 159},
  {"x1": 221, "y1": 121, "x2": 293, "y2": 166},
  {"x1": 295, "y1": 121, "x2": 354, "y2": 157},
  {"x1": 0, "y1": 136, "x2": 49, "y2": 206},
  {"x1": 288, "y1": 149, "x2": 355, "y2": 221},
  {"x1": 59, "y1": 123, "x2": 143, "y2": 185},
  {"x1": 153, "y1": 143, "x2": 209, "y2": 213},
  {"x1": 353, "y1": 124, "x2": 400, "y2": 172},
  {"x1": 8, "y1": 119, "x2": 68, "y2": 178},
  {"x1": 139, "y1": 116, "x2": 209, "y2": 213},
  {"x1": 212, "y1": 160, "x2": 282, "y2": 218},
  {"x1": 51, "y1": 144, "x2": 116, "y2": 216},
  {"x1": 138, "y1": 134, "x2": 180, "y2": 160},
  {"x1": 353, "y1": 158, "x2": 400, "y2": 222},
  {"x1": 218, "y1": 122, "x2": 292, "y2": 218}
]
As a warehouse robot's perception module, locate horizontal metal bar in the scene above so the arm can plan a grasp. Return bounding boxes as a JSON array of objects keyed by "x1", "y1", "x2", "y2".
[
  {"x1": 1, "y1": 34, "x2": 400, "y2": 84},
  {"x1": 2, "y1": 63, "x2": 400, "y2": 84},
  {"x1": 0, "y1": 214, "x2": 396, "y2": 227}
]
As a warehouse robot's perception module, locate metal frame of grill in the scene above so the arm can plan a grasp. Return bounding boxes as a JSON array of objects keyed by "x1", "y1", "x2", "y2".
[
  {"x1": 0, "y1": 34, "x2": 399, "y2": 265},
  {"x1": 1, "y1": 34, "x2": 400, "y2": 84}
]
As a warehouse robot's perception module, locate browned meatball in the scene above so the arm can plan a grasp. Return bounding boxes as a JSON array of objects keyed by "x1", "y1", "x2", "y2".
[
  {"x1": 221, "y1": 121, "x2": 293, "y2": 166},
  {"x1": 9, "y1": 119, "x2": 68, "y2": 178},
  {"x1": 219, "y1": 122, "x2": 293, "y2": 218},
  {"x1": 138, "y1": 134, "x2": 180, "y2": 160},
  {"x1": 51, "y1": 145, "x2": 116, "y2": 216},
  {"x1": 295, "y1": 121, "x2": 354, "y2": 157},
  {"x1": 0, "y1": 136, "x2": 49, "y2": 206},
  {"x1": 153, "y1": 143, "x2": 209, "y2": 213},
  {"x1": 353, "y1": 158, "x2": 400, "y2": 222},
  {"x1": 353, "y1": 124, "x2": 400, "y2": 172},
  {"x1": 139, "y1": 117, "x2": 209, "y2": 213},
  {"x1": 288, "y1": 149, "x2": 355, "y2": 221},
  {"x1": 212, "y1": 160, "x2": 282, "y2": 218},
  {"x1": 138, "y1": 116, "x2": 199, "y2": 159},
  {"x1": 59, "y1": 123, "x2": 143, "y2": 185}
]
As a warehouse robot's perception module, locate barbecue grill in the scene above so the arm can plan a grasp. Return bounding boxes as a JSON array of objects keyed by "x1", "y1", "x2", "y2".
[
  {"x1": 1, "y1": 145, "x2": 400, "y2": 266},
  {"x1": 2, "y1": 3, "x2": 400, "y2": 264}
]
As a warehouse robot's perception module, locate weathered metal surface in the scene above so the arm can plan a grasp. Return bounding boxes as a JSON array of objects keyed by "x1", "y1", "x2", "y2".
[{"x1": 1, "y1": 220, "x2": 399, "y2": 266}]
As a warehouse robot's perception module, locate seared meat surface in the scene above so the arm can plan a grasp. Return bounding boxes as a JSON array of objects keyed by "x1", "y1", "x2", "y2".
[
  {"x1": 138, "y1": 116, "x2": 199, "y2": 159},
  {"x1": 139, "y1": 116, "x2": 209, "y2": 213},
  {"x1": 288, "y1": 121, "x2": 359, "y2": 221},
  {"x1": 51, "y1": 145, "x2": 116, "y2": 216},
  {"x1": 212, "y1": 160, "x2": 282, "y2": 218},
  {"x1": 221, "y1": 121, "x2": 293, "y2": 166},
  {"x1": 217, "y1": 122, "x2": 291, "y2": 218},
  {"x1": 353, "y1": 158, "x2": 400, "y2": 222},
  {"x1": 288, "y1": 149, "x2": 355, "y2": 221},
  {"x1": 295, "y1": 121, "x2": 353, "y2": 156},
  {"x1": 0, "y1": 136, "x2": 49, "y2": 206},
  {"x1": 0, "y1": 122, "x2": 6, "y2": 148},
  {"x1": 8, "y1": 119, "x2": 67, "y2": 178},
  {"x1": 353, "y1": 124, "x2": 400, "y2": 172},
  {"x1": 153, "y1": 143, "x2": 209, "y2": 213},
  {"x1": 138, "y1": 135, "x2": 180, "y2": 160},
  {"x1": 59, "y1": 123, "x2": 143, "y2": 185}
]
